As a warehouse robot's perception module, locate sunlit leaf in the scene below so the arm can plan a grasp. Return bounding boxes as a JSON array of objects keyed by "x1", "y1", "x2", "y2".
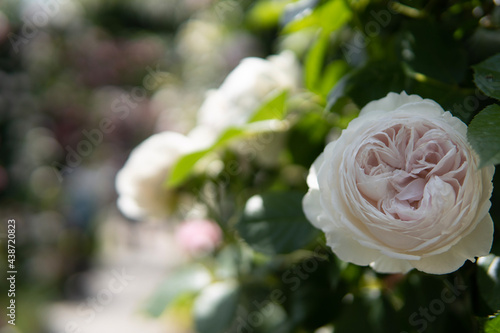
[
  {"x1": 167, "y1": 149, "x2": 211, "y2": 188},
  {"x1": 248, "y1": 0, "x2": 293, "y2": 29},
  {"x1": 166, "y1": 128, "x2": 247, "y2": 188},
  {"x1": 249, "y1": 90, "x2": 289, "y2": 123},
  {"x1": 305, "y1": 31, "x2": 330, "y2": 93},
  {"x1": 485, "y1": 315, "x2": 500, "y2": 333},
  {"x1": 281, "y1": 0, "x2": 318, "y2": 27}
]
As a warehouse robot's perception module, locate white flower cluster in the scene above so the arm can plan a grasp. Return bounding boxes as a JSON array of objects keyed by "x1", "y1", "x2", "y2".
[{"x1": 115, "y1": 51, "x2": 301, "y2": 220}]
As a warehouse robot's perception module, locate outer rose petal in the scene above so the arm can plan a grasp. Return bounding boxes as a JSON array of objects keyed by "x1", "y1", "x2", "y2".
[
  {"x1": 412, "y1": 214, "x2": 494, "y2": 274},
  {"x1": 360, "y1": 91, "x2": 424, "y2": 115},
  {"x1": 325, "y1": 232, "x2": 381, "y2": 266},
  {"x1": 370, "y1": 256, "x2": 414, "y2": 274}
]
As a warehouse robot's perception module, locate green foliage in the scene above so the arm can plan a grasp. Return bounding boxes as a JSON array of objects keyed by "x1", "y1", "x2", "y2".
[
  {"x1": 144, "y1": 264, "x2": 212, "y2": 317},
  {"x1": 473, "y1": 54, "x2": 500, "y2": 101},
  {"x1": 283, "y1": 0, "x2": 351, "y2": 34},
  {"x1": 247, "y1": 0, "x2": 295, "y2": 29},
  {"x1": 167, "y1": 91, "x2": 291, "y2": 188},
  {"x1": 467, "y1": 104, "x2": 500, "y2": 168},
  {"x1": 397, "y1": 20, "x2": 467, "y2": 84},
  {"x1": 328, "y1": 60, "x2": 407, "y2": 109},
  {"x1": 249, "y1": 90, "x2": 289, "y2": 123},
  {"x1": 237, "y1": 191, "x2": 320, "y2": 255},
  {"x1": 129, "y1": 1, "x2": 500, "y2": 332},
  {"x1": 193, "y1": 281, "x2": 240, "y2": 333},
  {"x1": 300, "y1": 0, "x2": 352, "y2": 96},
  {"x1": 477, "y1": 255, "x2": 500, "y2": 313},
  {"x1": 288, "y1": 111, "x2": 333, "y2": 167},
  {"x1": 167, "y1": 149, "x2": 212, "y2": 188}
]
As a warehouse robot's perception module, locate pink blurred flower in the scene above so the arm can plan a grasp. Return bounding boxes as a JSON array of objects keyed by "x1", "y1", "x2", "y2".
[{"x1": 175, "y1": 219, "x2": 222, "y2": 255}]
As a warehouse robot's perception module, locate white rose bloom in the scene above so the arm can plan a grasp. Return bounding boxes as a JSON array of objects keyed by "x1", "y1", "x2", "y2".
[
  {"x1": 303, "y1": 92, "x2": 495, "y2": 274},
  {"x1": 115, "y1": 131, "x2": 198, "y2": 220},
  {"x1": 190, "y1": 50, "x2": 301, "y2": 144}
]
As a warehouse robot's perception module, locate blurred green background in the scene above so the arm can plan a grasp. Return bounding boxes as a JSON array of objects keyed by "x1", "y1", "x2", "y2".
[{"x1": 0, "y1": 0, "x2": 272, "y2": 331}]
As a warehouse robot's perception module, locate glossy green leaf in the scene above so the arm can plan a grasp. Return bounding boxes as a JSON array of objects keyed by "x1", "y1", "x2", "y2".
[
  {"x1": 467, "y1": 104, "x2": 500, "y2": 168},
  {"x1": 249, "y1": 90, "x2": 288, "y2": 123},
  {"x1": 477, "y1": 255, "x2": 500, "y2": 313},
  {"x1": 237, "y1": 191, "x2": 320, "y2": 255},
  {"x1": 473, "y1": 53, "x2": 500, "y2": 100},
  {"x1": 144, "y1": 264, "x2": 212, "y2": 317},
  {"x1": 193, "y1": 280, "x2": 240, "y2": 333}
]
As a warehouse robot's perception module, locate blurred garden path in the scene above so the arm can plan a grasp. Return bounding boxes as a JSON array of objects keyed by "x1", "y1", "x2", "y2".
[{"x1": 46, "y1": 214, "x2": 192, "y2": 333}]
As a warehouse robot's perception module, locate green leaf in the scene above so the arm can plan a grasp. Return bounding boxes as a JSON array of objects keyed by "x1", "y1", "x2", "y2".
[
  {"x1": 473, "y1": 53, "x2": 500, "y2": 100},
  {"x1": 193, "y1": 280, "x2": 240, "y2": 333},
  {"x1": 398, "y1": 21, "x2": 467, "y2": 84},
  {"x1": 283, "y1": 0, "x2": 350, "y2": 34},
  {"x1": 166, "y1": 149, "x2": 210, "y2": 187},
  {"x1": 281, "y1": 256, "x2": 341, "y2": 330},
  {"x1": 247, "y1": 0, "x2": 293, "y2": 29},
  {"x1": 301, "y1": 0, "x2": 351, "y2": 94},
  {"x1": 213, "y1": 127, "x2": 247, "y2": 147},
  {"x1": 305, "y1": 31, "x2": 330, "y2": 93},
  {"x1": 328, "y1": 61, "x2": 406, "y2": 109},
  {"x1": 467, "y1": 104, "x2": 500, "y2": 168},
  {"x1": 320, "y1": 60, "x2": 349, "y2": 98},
  {"x1": 166, "y1": 127, "x2": 248, "y2": 187},
  {"x1": 288, "y1": 111, "x2": 332, "y2": 167},
  {"x1": 281, "y1": 0, "x2": 318, "y2": 27},
  {"x1": 477, "y1": 255, "x2": 500, "y2": 313},
  {"x1": 237, "y1": 191, "x2": 320, "y2": 255},
  {"x1": 144, "y1": 264, "x2": 212, "y2": 317},
  {"x1": 485, "y1": 315, "x2": 500, "y2": 333},
  {"x1": 249, "y1": 90, "x2": 289, "y2": 123},
  {"x1": 316, "y1": 0, "x2": 351, "y2": 33}
]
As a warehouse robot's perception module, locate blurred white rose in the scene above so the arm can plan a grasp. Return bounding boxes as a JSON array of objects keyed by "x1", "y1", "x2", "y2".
[
  {"x1": 303, "y1": 92, "x2": 495, "y2": 274},
  {"x1": 115, "y1": 131, "x2": 199, "y2": 220},
  {"x1": 190, "y1": 50, "x2": 301, "y2": 144}
]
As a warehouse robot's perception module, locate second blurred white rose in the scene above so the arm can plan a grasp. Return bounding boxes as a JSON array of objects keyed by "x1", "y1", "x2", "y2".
[
  {"x1": 190, "y1": 50, "x2": 301, "y2": 141},
  {"x1": 115, "y1": 131, "x2": 200, "y2": 220}
]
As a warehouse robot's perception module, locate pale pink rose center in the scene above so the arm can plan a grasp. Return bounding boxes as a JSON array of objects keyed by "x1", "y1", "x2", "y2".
[{"x1": 355, "y1": 123, "x2": 467, "y2": 221}]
